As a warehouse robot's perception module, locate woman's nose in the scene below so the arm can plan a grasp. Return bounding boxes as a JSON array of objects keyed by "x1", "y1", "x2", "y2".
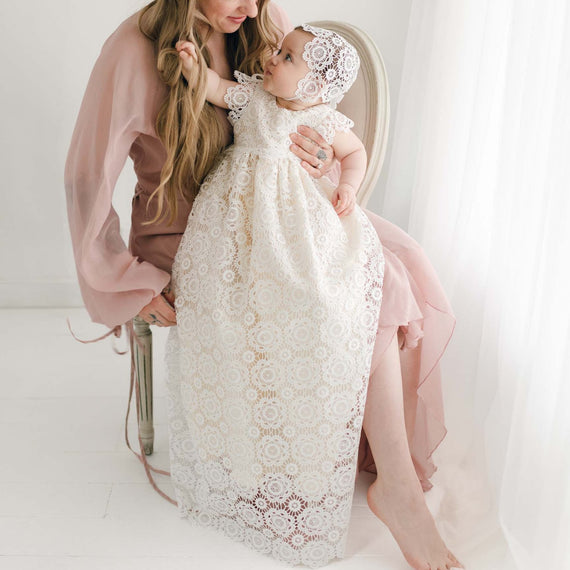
[{"x1": 240, "y1": 0, "x2": 258, "y2": 18}]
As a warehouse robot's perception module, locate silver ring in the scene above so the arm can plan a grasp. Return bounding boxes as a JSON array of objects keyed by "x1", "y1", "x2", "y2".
[
  {"x1": 316, "y1": 161, "x2": 323, "y2": 170},
  {"x1": 316, "y1": 149, "x2": 327, "y2": 161}
]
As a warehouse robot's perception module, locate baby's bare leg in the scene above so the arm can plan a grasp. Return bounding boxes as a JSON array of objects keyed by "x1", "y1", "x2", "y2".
[{"x1": 362, "y1": 333, "x2": 464, "y2": 570}]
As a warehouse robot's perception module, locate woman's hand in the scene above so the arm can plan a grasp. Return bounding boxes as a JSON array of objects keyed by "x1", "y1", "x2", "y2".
[
  {"x1": 331, "y1": 183, "x2": 356, "y2": 217},
  {"x1": 138, "y1": 282, "x2": 176, "y2": 327},
  {"x1": 289, "y1": 125, "x2": 335, "y2": 178},
  {"x1": 176, "y1": 40, "x2": 198, "y2": 82}
]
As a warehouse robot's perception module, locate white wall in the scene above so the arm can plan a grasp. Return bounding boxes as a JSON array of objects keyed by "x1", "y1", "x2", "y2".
[{"x1": 0, "y1": 0, "x2": 412, "y2": 308}]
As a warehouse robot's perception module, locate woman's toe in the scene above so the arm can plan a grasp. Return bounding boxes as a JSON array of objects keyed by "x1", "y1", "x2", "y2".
[{"x1": 447, "y1": 552, "x2": 463, "y2": 568}]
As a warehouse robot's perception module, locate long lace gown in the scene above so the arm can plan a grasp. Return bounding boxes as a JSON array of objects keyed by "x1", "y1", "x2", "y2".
[{"x1": 165, "y1": 73, "x2": 385, "y2": 567}]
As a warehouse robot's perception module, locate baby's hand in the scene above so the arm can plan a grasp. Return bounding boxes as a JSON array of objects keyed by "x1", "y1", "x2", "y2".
[
  {"x1": 331, "y1": 183, "x2": 356, "y2": 217},
  {"x1": 176, "y1": 40, "x2": 198, "y2": 82}
]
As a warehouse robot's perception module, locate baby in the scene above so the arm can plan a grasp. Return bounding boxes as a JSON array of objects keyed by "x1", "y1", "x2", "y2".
[
  {"x1": 166, "y1": 24, "x2": 384, "y2": 568},
  {"x1": 177, "y1": 24, "x2": 367, "y2": 218}
]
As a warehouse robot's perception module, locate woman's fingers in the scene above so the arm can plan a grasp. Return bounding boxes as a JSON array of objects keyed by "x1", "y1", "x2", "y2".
[
  {"x1": 156, "y1": 295, "x2": 176, "y2": 325},
  {"x1": 300, "y1": 160, "x2": 324, "y2": 179},
  {"x1": 290, "y1": 132, "x2": 330, "y2": 163},
  {"x1": 162, "y1": 290, "x2": 176, "y2": 309},
  {"x1": 289, "y1": 125, "x2": 335, "y2": 176},
  {"x1": 291, "y1": 143, "x2": 322, "y2": 169},
  {"x1": 138, "y1": 294, "x2": 177, "y2": 327},
  {"x1": 289, "y1": 132, "x2": 320, "y2": 157},
  {"x1": 296, "y1": 124, "x2": 329, "y2": 151}
]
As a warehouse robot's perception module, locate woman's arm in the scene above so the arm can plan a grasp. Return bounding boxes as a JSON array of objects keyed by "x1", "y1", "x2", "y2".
[{"x1": 65, "y1": 20, "x2": 171, "y2": 328}]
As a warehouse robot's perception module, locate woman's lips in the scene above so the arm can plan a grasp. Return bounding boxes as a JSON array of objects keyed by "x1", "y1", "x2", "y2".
[{"x1": 228, "y1": 16, "x2": 247, "y2": 24}]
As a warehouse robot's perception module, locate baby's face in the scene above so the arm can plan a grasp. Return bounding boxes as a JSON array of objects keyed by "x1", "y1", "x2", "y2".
[{"x1": 263, "y1": 30, "x2": 317, "y2": 102}]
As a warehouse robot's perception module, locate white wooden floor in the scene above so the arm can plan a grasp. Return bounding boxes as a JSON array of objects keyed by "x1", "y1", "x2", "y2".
[{"x1": 0, "y1": 308, "x2": 484, "y2": 570}]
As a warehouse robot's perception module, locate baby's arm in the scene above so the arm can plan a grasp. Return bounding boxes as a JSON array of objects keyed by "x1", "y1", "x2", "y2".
[
  {"x1": 330, "y1": 130, "x2": 367, "y2": 217},
  {"x1": 176, "y1": 41, "x2": 235, "y2": 109}
]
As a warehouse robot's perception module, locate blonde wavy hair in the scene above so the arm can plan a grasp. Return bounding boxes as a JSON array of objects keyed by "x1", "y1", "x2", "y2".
[{"x1": 139, "y1": 0, "x2": 281, "y2": 225}]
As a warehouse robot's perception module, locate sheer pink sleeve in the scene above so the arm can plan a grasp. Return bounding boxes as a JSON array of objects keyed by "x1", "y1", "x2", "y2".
[{"x1": 64, "y1": 22, "x2": 170, "y2": 328}]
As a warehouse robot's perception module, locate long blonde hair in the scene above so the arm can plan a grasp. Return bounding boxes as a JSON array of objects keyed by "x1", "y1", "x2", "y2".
[{"x1": 139, "y1": 0, "x2": 281, "y2": 225}]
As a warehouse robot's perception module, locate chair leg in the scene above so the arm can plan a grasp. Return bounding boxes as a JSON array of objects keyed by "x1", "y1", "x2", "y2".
[{"x1": 132, "y1": 316, "x2": 154, "y2": 455}]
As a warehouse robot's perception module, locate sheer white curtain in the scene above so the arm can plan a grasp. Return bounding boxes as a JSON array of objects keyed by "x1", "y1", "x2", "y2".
[{"x1": 382, "y1": 1, "x2": 570, "y2": 568}]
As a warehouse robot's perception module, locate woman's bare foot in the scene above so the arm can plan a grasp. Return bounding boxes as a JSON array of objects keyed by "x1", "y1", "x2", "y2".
[{"x1": 367, "y1": 476, "x2": 464, "y2": 570}]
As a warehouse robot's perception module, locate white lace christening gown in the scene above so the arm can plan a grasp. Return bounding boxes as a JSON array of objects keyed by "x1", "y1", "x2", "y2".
[{"x1": 165, "y1": 72, "x2": 385, "y2": 567}]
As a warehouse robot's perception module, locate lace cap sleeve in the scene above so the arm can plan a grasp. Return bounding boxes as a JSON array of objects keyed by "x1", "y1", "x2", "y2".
[
  {"x1": 224, "y1": 71, "x2": 264, "y2": 123},
  {"x1": 315, "y1": 108, "x2": 355, "y2": 145}
]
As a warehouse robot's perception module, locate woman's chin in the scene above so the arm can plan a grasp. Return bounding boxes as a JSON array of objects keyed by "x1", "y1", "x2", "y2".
[
  {"x1": 219, "y1": 23, "x2": 242, "y2": 33},
  {"x1": 210, "y1": 20, "x2": 243, "y2": 34},
  {"x1": 222, "y1": 17, "x2": 247, "y2": 33}
]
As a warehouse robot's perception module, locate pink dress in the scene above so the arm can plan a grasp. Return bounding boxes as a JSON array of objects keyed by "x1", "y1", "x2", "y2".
[{"x1": 64, "y1": 6, "x2": 454, "y2": 493}]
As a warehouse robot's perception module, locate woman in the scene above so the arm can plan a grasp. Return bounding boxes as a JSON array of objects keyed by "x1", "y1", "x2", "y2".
[{"x1": 64, "y1": 1, "x2": 462, "y2": 569}]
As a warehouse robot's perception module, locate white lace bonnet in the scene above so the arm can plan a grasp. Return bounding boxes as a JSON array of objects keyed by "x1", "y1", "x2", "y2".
[{"x1": 292, "y1": 24, "x2": 360, "y2": 107}]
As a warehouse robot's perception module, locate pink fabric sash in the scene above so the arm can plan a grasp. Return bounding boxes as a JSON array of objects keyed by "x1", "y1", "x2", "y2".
[{"x1": 67, "y1": 318, "x2": 177, "y2": 505}]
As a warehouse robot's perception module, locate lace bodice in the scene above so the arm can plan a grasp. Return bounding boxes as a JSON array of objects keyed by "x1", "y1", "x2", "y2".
[{"x1": 223, "y1": 72, "x2": 354, "y2": 158}]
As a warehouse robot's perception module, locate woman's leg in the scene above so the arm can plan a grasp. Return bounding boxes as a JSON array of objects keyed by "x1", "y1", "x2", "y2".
[
  {"x1": 363, "y1": 333, "x2": 464, "y2": 570},
  {"x1": 398, "y1": 329, "x2": 420, "y2": 447}
]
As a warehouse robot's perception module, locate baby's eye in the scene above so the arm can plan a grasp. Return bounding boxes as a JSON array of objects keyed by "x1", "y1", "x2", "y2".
[
  {"x1": 276, "y1": 49, "x2": 282, "y2": 55},
  {"x1": 285, "y1": 53, "x2": 292, "y2": 62}
]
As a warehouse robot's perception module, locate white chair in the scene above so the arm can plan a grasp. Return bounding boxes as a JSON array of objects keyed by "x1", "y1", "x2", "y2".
[{"x1": 133, "y1": 21, "x2": 391, "y2": 455}]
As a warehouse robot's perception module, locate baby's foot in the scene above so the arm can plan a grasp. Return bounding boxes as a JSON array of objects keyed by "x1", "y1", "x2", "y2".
[{"x1": 367, "y1": 477, "x2": 464, "y2": 570}]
